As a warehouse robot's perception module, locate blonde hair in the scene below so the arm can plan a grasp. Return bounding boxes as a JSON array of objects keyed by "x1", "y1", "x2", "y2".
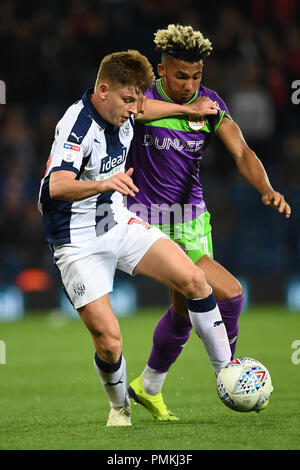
[
  {"x1": 154, "y1": 24, "x2": 212, "y2": 62},
  {"x1": 94, "y1": 50, "x2": 155, "y2": 93}
]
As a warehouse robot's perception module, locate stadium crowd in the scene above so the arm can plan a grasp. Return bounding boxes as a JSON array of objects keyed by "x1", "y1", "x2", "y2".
[{"x1": 0, "y1": 0, "x2": 299, "y2": 301}]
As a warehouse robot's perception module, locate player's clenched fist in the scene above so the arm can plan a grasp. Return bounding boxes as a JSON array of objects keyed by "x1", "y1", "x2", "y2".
[{"x1": 99, "y1": 168, "x2": 139, "y2": 197}]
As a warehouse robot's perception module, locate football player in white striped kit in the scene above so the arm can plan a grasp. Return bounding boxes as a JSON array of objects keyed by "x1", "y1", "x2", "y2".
[{"x1": 38, "y1": 50, "x2": 230, "y2": 426}]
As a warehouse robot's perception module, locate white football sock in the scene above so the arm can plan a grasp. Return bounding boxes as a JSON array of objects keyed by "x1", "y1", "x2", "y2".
[
  {"x1": 142, "y1": 365, "x2": 167, "y2": 396},
  {"x1": 94, "y1": 353, "x2": 130, "y2": 408},
  {"x1": 186, "y1": 292, "x2": 231, "y2": 375}
]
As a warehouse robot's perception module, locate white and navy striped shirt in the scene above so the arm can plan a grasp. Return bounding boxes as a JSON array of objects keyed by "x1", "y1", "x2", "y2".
[{"x1": 38, "y1": 89, "x2": 135, "y2": 245}]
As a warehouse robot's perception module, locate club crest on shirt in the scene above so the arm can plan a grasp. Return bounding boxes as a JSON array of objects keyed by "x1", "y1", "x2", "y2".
[
  {"x1": 121, "y1": 121, "x2": 131, "y2": 137},
  {"x1": 188, "y1": 119, "x2": 205, "y2": 131},
  {"x1": 72, "y1": 282, "x2": 85, "y2": 296},
  {"x1": 63, "y1": 150, "x2": 77, "y2": 162}
]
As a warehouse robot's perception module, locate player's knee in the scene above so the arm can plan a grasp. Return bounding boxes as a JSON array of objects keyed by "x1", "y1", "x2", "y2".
[
  {"x1": 97, "y1": 335, "x2": 123, "y2": 364},
  {"x1": 91, "y1": 327, "x2": 122, "y2": 363},
  {"x1": 222, "y1": 278, "x2": 243, "y2": 300},
  {"x1": 179, "y1": 268, "x2": 207, "y2": 299}
]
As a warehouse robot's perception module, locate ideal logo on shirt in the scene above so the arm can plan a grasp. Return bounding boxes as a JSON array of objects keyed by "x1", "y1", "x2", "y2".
[{"x1": 98, "y1": 147, "x2": 127, "y2": 180}]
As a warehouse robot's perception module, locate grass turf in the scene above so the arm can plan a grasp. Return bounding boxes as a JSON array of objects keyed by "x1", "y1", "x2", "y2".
[{"x1": 0, "y1": 305, "x2": 300, "y2": 451}]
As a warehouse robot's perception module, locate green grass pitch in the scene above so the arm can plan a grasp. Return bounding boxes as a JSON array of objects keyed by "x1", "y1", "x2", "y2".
[{"x1": 0, "y1": 305, "x2": 300, "y2": 451}]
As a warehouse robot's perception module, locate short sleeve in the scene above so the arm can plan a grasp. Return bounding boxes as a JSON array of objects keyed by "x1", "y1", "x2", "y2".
[
  {"x1": 207, "y1": 93, "x2": 232, "y2": 134},
  {"x1": 47, "y1": 107, "x2": 93, "y2": 175}
]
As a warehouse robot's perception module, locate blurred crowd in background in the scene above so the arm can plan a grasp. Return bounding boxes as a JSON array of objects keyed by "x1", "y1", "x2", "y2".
[{"x1": 0, "y1": 0, "x2": 299, "y2": 306}]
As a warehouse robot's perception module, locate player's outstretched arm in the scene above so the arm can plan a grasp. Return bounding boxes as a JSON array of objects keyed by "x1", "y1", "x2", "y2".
[
  {"x1": 217, "y1": 118, "x2": 291, "y2": 219},
  {"x1": 135, "y1": 96, "x2": 218, "y2": 121},
  {"x1": 49, "y1": 168, "x2": 138, "y2": 201}
]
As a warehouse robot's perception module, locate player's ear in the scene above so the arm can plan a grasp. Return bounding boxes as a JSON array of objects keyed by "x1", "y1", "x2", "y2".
[
  {"x1": 97, "y1": 83, "x2": 109, "y2": 99},
  {"x1": 157, "y1": 63, "x2": 165, "y2": 78}
]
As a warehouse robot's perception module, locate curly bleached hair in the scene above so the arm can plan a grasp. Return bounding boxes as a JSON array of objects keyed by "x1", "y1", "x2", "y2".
[
  {"x1": 154, "y1": 24, "x2": 212, "y2": 63},
  {"x1": 95, "y1": 50, "x2": 155, "y2": 93}
]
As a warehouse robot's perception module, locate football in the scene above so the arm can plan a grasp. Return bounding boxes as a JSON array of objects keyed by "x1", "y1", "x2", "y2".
[{"x1": 216, "y1": 357, "x2": 273, "y2": 412}]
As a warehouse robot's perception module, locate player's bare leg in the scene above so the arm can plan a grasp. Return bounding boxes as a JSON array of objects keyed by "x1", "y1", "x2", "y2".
[
  {"x1": 165, "y1": 255, "x2": 243, "y2": 316},
  {"x1": 78, "y1": 295, "x2": 131, "y2": 426},
  {"x1": 134, "y1": 238, "x2": 210, "y2": 297},
  {"x1": 197, "y1": 255, "x2": 243, "y2": 302}
]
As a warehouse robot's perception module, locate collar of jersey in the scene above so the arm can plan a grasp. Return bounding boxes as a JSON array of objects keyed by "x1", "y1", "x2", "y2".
[
  {"x1": 82, "y1": 89, "x2": 110, "y2": 129},
  {"x1": 155, "y1": 78, "x2": 199, "y2": 104}
]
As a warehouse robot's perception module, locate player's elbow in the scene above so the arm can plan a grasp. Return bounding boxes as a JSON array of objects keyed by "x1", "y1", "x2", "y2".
[
  {"x1": 49, "y1": 182, "x2": 58, "y2": 199},
  {"x1": 49, "y1": 181, "x2": 65, "y2": 200},
  {"x1": 49, "y1": 172, "x2": 71, "y2": 200}
]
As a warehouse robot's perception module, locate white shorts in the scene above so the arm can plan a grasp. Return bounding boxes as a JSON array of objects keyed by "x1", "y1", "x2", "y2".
[{"x1": 53, "y1": 214, "x2": 168, "y2": 309}]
